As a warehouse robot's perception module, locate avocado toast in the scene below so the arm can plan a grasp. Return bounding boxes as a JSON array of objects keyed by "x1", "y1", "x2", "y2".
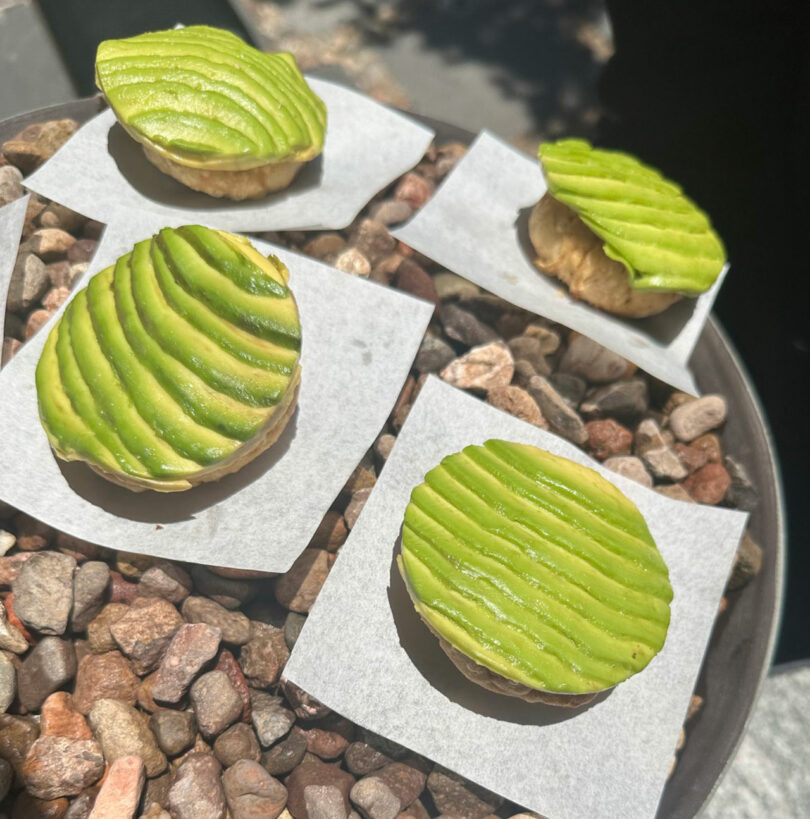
[
  {"x1": 398, "y1": 440, "x2": 673, "y2": 706},
  {"x1": 36, "y1": 225, "x2": 301, "y2": 492}
]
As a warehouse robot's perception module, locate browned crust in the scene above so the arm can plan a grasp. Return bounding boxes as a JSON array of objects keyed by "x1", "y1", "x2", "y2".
[
  {"x1": 142, "y1": 144, "x2": 307, "y2": 200},
  {"x1": 528, "y1": 194, "x2": 682, "y2": 318},
  {"x1": 87, "y1": 367, "x2": 300, "y2": 493}
]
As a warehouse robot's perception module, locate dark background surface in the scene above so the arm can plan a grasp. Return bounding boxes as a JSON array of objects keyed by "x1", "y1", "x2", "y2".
[{"x1": 32, "y1": 0, "x2": 810, "y2": 662}]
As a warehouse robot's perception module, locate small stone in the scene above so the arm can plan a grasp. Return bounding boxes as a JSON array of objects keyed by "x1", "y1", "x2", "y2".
[
  {"x1": 108, "y1": 571, "x2": 138, "y2": 604},
  {"x1": 674, "y1": 442, "x2": 709, "y2": 474},
  {"x1": 432, "y1": 272, "x2": 479, "y2": 302},
  {"x1": 12, "y1": 551, "x2": 75, "y2": 635},
  {"x1": 523, "y1": 323, "x2": 561, "y2": 354},
  {"x1": 344, "y1": 743, "x2": 390, "y2": 777},
  {"x1": 151, "y1": 623, "x2": 221, "y2": 704},
  {"x1": 634, "y1": 418, "x2": 669, "y2": 456},
  {"x1": 303, "y1": 233, "x2": 346, "y2": 262},
  {"x1": 25, "y1": 308, "x2": 55, "y2": 339},
  {"x1": 11, "y1": 792, "x2": 70, "y2": 818},
  {"x1": 435, "y1": 142, "x2": 468, "y2": 177},
  {"x1": 350, "y1": 777, "x2": 400, "y2": 819},
  {"x1": 0, "y1": 714, "x2": 39, "y2": 780},
  {"x1": 527, "y1": 376, "x2": 588, "y2": 444},
  {"x1": 87, "y1": 604, "x2": 128, "y2": 654},
  {"x1": 692, "y1": 433, "x2": 723, "y2": 464},
  {"x1": 603, "y1": 456, "x2": 653, "y2": 488},
  {"x1": 486, "y1": 385, "x2": 547, "y2": 427},
  {"x1": 344, "y1": 453, "x2": 377, "y2": 495},
  {"x1": 507, "y1": 336, "x2": 551, "y2": 376},
  {"x1": 0, "y1": 599, "x2": 29, "y2": 653},
  {"x1": 580, "y1": 379, "x2": 649, "y2": 420},
  {"x1": 0, "y1": 165, "x2": 23, "y2": 205},
  {"x1": 4, "y1": 593, "x2": 33, "y2": 644},
  {"x1": 368, "y1": 199, "x2": 413, "y2": 226},
  {"x1": 724, "y1": 456, "x2": 759, "y2": 511},
  {"x1": 426, "y1": 767, "x2": 502, "y2": 819},
  {"x1": 67, "y1": 239, "x2": 97, "y2": 265},
  {"x1": 414, "y1": 333, "x2": 455, "y2": 374},
  {"x1": 7, "y1": 252, "x2": 49, "y2": 313},
  {"x1": 655, "y1": 484, "x2": 695, "y2": 503},
  {"x1": 370, "y1": 253, "x2": 403, "y2": 285},
  {"x1": 308, "y1": 511, "x2": 348, "y2": 553},
  {"x1": 335, "y1": 248, "x2": 371, "y2": 278},
  {"x1": 222, "y1": 759, "x2": 287, "y2": 819},
  {"x1": 239, "y1": 622, "x2": 289, "y2": 688},
  {"x1": 669, "y1": 395, "x2": 727, "y2": 442},
  {"x1": 345, "y1": 489, "x2": 372, "y2": 530},
  {"x1": 70, "y1": 562, "x2": 109, "y2": 632},
  {"x1": 214, "y1": 650, "x2": 251, "y2": 723},
  {"x1": 559, "y1": 335, "x2": 633, "y2": 383},
  {"x1": 275, "y1": 550, "x2": 331, "y2": 613},
  {"x1": 250, "y1": 691, "x2": 295, "y2": 748},
  {"x1": 46, "y1": 260, "x2": 72, "y2": 289},
  {"x1": 181, "y1": 597, "x2": 250, "y2": 646},
  {"x1": 374, "y1": 762, "x2": 426, "y2": 809},
  {"x1": 138, "y1": 561, "x2": 192, "y2": 604},
  {"x1": 280, "y1": 679, "x2": 331, "y2": 721},
  {"x1": 190, "y1": 671, "x2": 243, "y2": 739},
  {"x1": 24, "y1": 228, "x2": 76, "y2": 261},
  {"x1": 299, "y1": 715, "x2": 354, "y2": 760},
  {"x1": 0, "y1": 756, "x2": 12, "y2": 801},
  {"x1": 728, "y1": 531, "x2": 764, "y2": 590},
  {"x1": 441, "y1": 342, "x2": 514, "y2": 391},
  {"x1": 683, "y1": 463, "x2": 731, "y2": 505},
  {"x1": 261, "y1": 728, "x2": 306, "y2": 776},
  {"x1": 398, "y1": 798, "x2": 430, "y2": 819},
  {"x1": 549, "y1": 373, "x2": 587, "y2": 408},
  {"x1": 38, "y1": 203, "x2": 85, "y2": 233},
  {"x1": 304, "y1": 784, "x2": 349, "y2": 819},
  {"x1": 395, "y1": 259, "x2": 439, "y2": 310},
  {"x1": 511, "y1": 359, "x2": 537, "y2": 389},
  {"x1": 0, "y1": 653, "x2": 15, "y2": 713},
  {"x1": 89, "y1": 698, "x2": 166, "y2": 777},
  {"x1": 585, "y1": 419, "x2": 633, "y2": 460},
  {"x1": 286, "y1": 761, "x2": 355, "y2": 819},
  {"x1": 0, "y1": 529, "x2": 15, "y2": 556},
  {"x1": 168, "y1": 753, "x2": 226, "y2": 819},
  {"x1": 190, "y1": 566, "x2": 256, "y2": 609},
  {"x1": 42, "y1": 286, "x2": 71, "y2": 311},
  {"x1": 394, "y1": 173, "x2": 434, "y2": 209},
  {"x1": 642, "y1": 446, "x2": 688, "y2": 482},
  {"x1": 114, "y1": 552, "x2": 152, "y2": 579},
  {"x1": 22, "y1": 736, "x2": 104, "y2": 800},
  {"x1": 213, "y1": 723, "x2": 261, "y2": 767},
  {"x1": 351, "y1": 220, "x2": 397, "y2": 265},
  {"x1": 64, "y1": 789, "x2": 98, "y2": 819},
  {"x1": 149, "y1": 710, "x2": 197, "y2": 757},
  {"x1": 441, "y1": 304, "x2": 497, "y2": 347},
  {"x1": 40, "y1": 693, "x2": 91, "y2": 740},
  {"x1": 2, "y1": 119, "x2": 78, "y2": 173},
  {"x1": 284, "y1": 612, "x2": 307, "y2": 651},
  {"x1": 68, "y1": 262, "x2": 87, "y2": 287},
  {"x1": 18, "y1": 637, "x2": 77, "y2": 711},
  {"x1": 87, "y1": 755, "x2": 144, "y2": 819},
  {"x1": 110, "y1": 598, "x2": 183, "y2": 675}
]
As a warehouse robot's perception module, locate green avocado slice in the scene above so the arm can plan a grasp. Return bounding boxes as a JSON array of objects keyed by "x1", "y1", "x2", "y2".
[
  {"x1": 538, "y1": 138, "x2": 726, "y2": 294},
  {"x1": 399, "y1": 440, "x2": 672, "y2": 695},
  {"x1": 132, "y1": 239, "x2": 292, "y2": 407},
  {"x1": 66, "y1": 289, "x2": 202, "y2": 478},
  {"x1": 87, "y1": 265, "x2": 242, "y2": 465},
  {"x1": 113, "y1": 252, "x2": 269, "y2": 441}
]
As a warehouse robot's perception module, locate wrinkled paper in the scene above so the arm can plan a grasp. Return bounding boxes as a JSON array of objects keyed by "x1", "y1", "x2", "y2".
[
  {"x1": 0, "y1": 211, "x2": 433, "y2": 572},
  {"x1": 286, "y1": 376, "x2": 747, "y2": 819},
  {"x1": 24, "y1": 78, "x2": 434, "y2": 232},
  {"x1": 393, "y1": 132, "x2": 730, "y2": 394},
  {"x1": 0, "y1": 194, "x2": 30, "y2": 341}
]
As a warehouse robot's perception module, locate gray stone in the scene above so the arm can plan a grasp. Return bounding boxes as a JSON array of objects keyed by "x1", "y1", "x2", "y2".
[
  {"x1": 7, "y1": 252, "x2": 49, "y2": 313},
  {"x1": 344, "y1": 743, "x2": 390, "y2": 777},
  {"x1": 549, "y1": 372, "x2": 588, "y2": 408},
  {"x1": 284, "y1": 612, "x2": 307, "y2": 651},
  {"x1": 149, "y1": 709, "x2": 197, "y2": 758},
  {"x1": 527, "y1": 376, "x2": 588, "y2": 444},
  {"x1": 669, "y1": 395, "x2": 727, "y2": 442},
  {"x1": 190, "y1": 671, "x2": 243, "y2": 740},
  {"x1": 603, "y1": 456, "x2": 653, "y2": 488},
  {"x1": 71, "y1": 561, "x2": 110, "y2": 632},
  {"x1": 168, "y1": 753, "x2": 226, "y2": 819},
  {"x1": 222, "y1": 759, "x2": 287, "y2": 819},
  {"x1": 190, "y1": 566, "x2": 256, "y2": 610},
  {"x1": 724, "y1": 456, "x2": 759, "y2": 512},
  {"x1": 213, "y1": 723, "x2": 261, "y2": 768},
  {"x1": 305, "y1": 784, "x2": 350, "y2": 819},
  {"x1": 441, "y1": 303, "x2": 498, "y2": 347},
  {"x1": 580, "y1": 378, "x2": 649, "y2": 420},
  {"x1": 251, "y1": 690, "x2": 295, "y2": 748},
  {"x1": 642, "y1": 446, "x2": 688, "y2": 482},
  {"x1": 414, "y1": 333, "x2": 455, "y2": 374},
  {"x1": 239, "y1": 622, "x2": 289, "y2": 688},
  {"x1": 559, "y1": 335, "x2": 631, "y2": 383},
  {"x1": 261, "y1": 728, "x2": 307, "y2": 776},
  {"x1": 350, "y1": 777, "x2": 400, "y2": 819},
  {"x1": 138, "y1": 561, "x2": 192, "y2": 604},
  {"x1": 12, "y1": 551, "x2": 76, "y2": 635},
  {"x1": 151, "y1": 623, "x2": 221, "y2": 704},
  {"x1": 507, "y1": 336, "x2": 551, "y2": 375},
  {"x1": 18, "y1": 637, "x2": 77, "y2": 711},
  {"x1": 182, "y1": 596, "x2": 251, "y2": 646},
  {"x1": 21, "y1": 735, "x2": 104, "y2": 799},
  {"x1": 0, "y1": 653, "x2": 16, "y2": 713},
  {"x1": 88, "y1": 699, "x2": 167, "y2": 777},
  {"x1": 0, "y1": 599, "x2": 29, "y2": 653}
]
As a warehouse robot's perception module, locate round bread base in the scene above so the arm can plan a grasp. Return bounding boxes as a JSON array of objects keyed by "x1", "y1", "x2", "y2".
[
  {"x1": 528, "y1": 194, "x2": 682, "y2": 319},
  {"x1": 85, "y1": 366, "x2": 301, "y2": 493},
  {"x1": 142, "y1": 144, "x2": 307, "y2": 200}
]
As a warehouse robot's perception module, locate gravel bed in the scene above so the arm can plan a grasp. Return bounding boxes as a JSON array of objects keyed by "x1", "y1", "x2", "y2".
[{"x1": 0, "y1": 118, "x2": 763, "y2": 819}]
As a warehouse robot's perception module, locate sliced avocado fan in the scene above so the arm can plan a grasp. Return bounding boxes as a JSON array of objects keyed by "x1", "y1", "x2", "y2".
[
  {"x1": 95, "y1": 25, "x2": 327, "y2": 170},
  {"x1": 538, "y1": 139, "x2": 726, "y2": 294},
  {"x1": 36, "y1": 225, "x2": 301, "y2": 490},
  {"x1": 398, "y1": 440, "x2": 673, "y2": 695}
]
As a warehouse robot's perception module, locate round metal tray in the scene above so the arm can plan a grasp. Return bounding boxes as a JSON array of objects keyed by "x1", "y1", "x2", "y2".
[{"x1": 1, "y1": 99, "x2": 785, "y2": 818}]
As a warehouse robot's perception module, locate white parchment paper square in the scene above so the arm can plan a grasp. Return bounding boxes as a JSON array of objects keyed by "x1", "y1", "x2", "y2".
[
  {"x1": 285, "y1": 376, "x2": 747, "y2": 819},
  {"x1": 0, "y1": 194, "x2": 30, "y2": 340},
  {"x1": 393, "y1": 132, "x2": 730, "y2": 394},
  {"x1": 23, "y1": 78, "x2": 434, "y2": 232},
  {"x1": 0, "y1": 212, "x2": 433, "y2": 573}
]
